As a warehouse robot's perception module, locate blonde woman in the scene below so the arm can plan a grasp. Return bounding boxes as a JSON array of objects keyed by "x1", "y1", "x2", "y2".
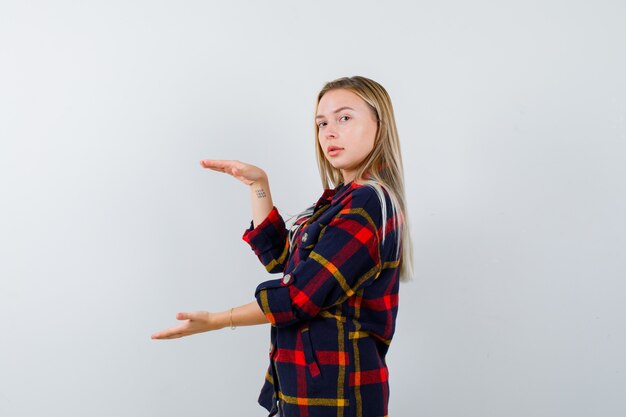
[{"x1": 152, "y1": 76, "x2": 413, "y2": 417}]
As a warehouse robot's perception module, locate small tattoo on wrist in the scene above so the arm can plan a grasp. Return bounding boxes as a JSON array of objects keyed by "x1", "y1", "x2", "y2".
[{"x1": 256, "y1": 189, "x2": 267, "y2": 198}]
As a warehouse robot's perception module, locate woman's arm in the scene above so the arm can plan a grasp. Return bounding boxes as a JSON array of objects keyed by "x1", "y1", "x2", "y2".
[
  {"x1": 151, "y1": 300, "x2": 269, "y2": 340},
  {"x1": 249, "y1": 176, "x2": 274, "y2": 228}
]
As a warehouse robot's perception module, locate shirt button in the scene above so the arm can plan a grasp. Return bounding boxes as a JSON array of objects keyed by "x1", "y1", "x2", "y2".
[
  {"x1": 302, "y1": 232, "x2": 308, "y2": 243},
  {"x1": 282, "y1": 274, "x2": 292, "y2": 284}
]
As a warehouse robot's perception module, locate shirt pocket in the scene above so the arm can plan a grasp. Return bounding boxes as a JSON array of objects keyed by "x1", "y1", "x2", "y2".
[
  {"x1": 296, "y1": 222, "x2": 323, "y2": 260},
  {"x1": 299, "y1": 323, "x2": 323, "y2": 384}
]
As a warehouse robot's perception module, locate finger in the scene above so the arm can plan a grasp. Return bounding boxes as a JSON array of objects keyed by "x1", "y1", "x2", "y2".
[
  {"x1": 153, "y1": 332, "x2": 182, "y2": 340},
  {"x1": 151, "y1": 329, "x2": 173, "y2": 339},
  {"x1": 203, "y1": 159, "x2": 248, "y2": 173},
  {"x1": 153, "y1": 322, "x2": 189, "y2": 337},
  {"x1": 153, "y1": 330, "x2": 186, "y2": 339},
  {"x1": 200, "y1": 159, "x2": 231, "y2": 169},
  {"x1": 200, "y1": 159, "x2": 220, "y2": 167},
  {"x1": 200, "y1": 160, "x2": 220, "y2": 171},
  {"x1": 177, "y1": 311, "x2": 203, "y2": 321},
  {"x1": 176, "y1": 312, "x2": 191, "y2": 320},
  {"x1": 201, "y1": 161, "x2": 237, "y2": 175},
  {"x1": 200, "y1": 159, "x2": 228, "y2": 164}
]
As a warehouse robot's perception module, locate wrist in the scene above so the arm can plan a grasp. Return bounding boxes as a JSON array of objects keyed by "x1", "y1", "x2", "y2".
[
  {"x1": 250, "y1": 174, "x2": 269, "y2": 188},
  {"x1": 210, "y1": 310, "x2": 229, "y2": 330}
]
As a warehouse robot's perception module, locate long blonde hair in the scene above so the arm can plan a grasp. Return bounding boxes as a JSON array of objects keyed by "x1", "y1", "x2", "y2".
[{"x1": 312, "y1": 76, "x2": 414, "y2": 282}]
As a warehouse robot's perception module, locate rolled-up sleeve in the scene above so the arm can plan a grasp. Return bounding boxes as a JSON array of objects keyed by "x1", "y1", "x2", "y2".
[
  {"x1": 255, "y1": 188, "x2": 384, "y2": 327},
  {"x1": 242, "y1": 206, "x2": 290, "y2": 274}
]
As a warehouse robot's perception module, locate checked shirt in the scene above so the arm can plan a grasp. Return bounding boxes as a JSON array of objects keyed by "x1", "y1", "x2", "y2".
[{"x1": 242, "y1": 180, "x2": 401, "y2": 417}]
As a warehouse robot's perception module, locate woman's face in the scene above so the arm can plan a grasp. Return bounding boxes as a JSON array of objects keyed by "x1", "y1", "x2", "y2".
[{"x1": 316, "y1": 89, "x2": 378, "y2": 184}]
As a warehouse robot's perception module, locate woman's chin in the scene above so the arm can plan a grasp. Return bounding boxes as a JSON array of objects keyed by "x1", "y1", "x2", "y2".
[{"x1": 326, "y1": 159, "x2": 345, "y2": 169}]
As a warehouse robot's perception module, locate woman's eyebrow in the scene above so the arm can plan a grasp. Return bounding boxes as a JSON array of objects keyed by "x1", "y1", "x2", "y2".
[{"x1": 315, "y1": 106, "x2": 355, "y2": 119}]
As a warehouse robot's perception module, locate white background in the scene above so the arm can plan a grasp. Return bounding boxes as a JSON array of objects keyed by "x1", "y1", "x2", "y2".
[{"x1": 1, "y1": 1, "x2": 625, "y2": 416}]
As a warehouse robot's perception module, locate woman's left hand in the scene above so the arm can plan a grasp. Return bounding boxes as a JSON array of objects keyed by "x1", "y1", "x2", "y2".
[{"x1": 151, "y1": 311, "x2": 222, "y2": 340}]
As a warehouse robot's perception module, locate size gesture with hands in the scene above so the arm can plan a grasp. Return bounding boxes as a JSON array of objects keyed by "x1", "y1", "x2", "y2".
[
  {"x1": 151, "y1": 76, "x2": 408, "y2": 416},
  {"x1": 200, "y1": 159, "x2": 267, "y2": 186}
]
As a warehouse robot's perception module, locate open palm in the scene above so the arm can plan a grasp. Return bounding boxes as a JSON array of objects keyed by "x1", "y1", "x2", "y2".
[{"x1": 200, "y1": 159, "x2": 267, "y2": 186}]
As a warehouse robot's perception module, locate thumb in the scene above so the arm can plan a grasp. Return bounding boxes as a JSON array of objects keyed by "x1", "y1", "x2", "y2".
[{"x1": 176, "y1": 312, "x2": 192, "y2": 320}]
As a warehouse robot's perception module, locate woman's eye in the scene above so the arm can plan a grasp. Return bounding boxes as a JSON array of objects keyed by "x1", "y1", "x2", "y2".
[
  {"x1": 339, "y1": 115, "x2": 350, "y2": 122},
  {"x1": 318, "y1": 121, "x2": 327, "y2": 128}
]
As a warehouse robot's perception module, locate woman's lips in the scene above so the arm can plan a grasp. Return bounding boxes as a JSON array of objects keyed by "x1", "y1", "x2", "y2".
[{"x1": 327, "y1": 147, "x2": 344, "y2": 156}]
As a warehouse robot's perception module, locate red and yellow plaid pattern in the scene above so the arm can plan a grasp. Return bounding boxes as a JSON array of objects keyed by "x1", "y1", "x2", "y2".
[{"x1": 243, "y1": 181, "x2": 401, "y2": 417}]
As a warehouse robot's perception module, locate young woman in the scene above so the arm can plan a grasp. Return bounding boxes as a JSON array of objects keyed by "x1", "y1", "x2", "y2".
[{"x1": 152, "y1": 76, "x2": 414, "y2": 417}]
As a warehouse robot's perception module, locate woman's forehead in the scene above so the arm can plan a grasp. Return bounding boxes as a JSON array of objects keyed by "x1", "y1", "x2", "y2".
[{"x1": 317, "y1": 89, "x2": 368, "y2": 116}]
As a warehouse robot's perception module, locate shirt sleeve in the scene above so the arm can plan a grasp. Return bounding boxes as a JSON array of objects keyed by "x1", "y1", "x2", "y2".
[
  {"x1": 254, "y1": 187, "x2": 385, "y2": 327},
  {"x1": 242, "y1": 206, "x2": 290, "y2": 274}
]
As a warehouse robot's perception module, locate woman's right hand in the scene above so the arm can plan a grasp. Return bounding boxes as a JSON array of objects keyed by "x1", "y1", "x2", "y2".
[
  {"x1": 151, "y1": 311, "x2": 221, "y2": 340},
  {"x1": 200, "y1": 159, "x2": 267, "y2": 186}
]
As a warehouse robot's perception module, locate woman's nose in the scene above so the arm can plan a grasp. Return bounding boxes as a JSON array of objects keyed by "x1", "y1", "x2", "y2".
[{"x1": 325, "y1": 123, "x2": 338, "y2": 139}]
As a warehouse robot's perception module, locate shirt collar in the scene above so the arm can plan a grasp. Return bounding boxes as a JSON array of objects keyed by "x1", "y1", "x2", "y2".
[{"x1": 314, "y1": 181, "x2": 357, "y2": 208}]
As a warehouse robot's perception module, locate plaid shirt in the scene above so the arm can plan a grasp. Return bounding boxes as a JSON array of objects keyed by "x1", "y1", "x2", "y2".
[{"x1": 242, "y1": 181, "x2": 401, "y2": 417}]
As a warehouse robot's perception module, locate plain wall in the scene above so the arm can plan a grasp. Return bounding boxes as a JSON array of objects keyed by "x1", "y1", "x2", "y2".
[{"x1": 1, "y1": 1, "x2": 625, "y2": 416}]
